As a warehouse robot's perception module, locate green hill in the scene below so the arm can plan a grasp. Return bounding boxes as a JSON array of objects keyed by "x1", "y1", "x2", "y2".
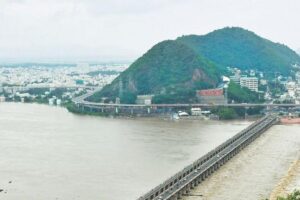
[
  {"x1": 88, "y1": 40, "x2": 221, "y2": 103},
  {"x1": 177, "y1": 27, "x2": 300, "y2": 75},
  {"x1": 88, "y1": 27, "x2": 300, "y2": 103}
]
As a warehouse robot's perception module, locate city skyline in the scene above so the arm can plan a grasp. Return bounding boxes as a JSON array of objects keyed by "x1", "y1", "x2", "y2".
[{"x1": 0, "y1": 0, "x2": 300, "y2": 63}]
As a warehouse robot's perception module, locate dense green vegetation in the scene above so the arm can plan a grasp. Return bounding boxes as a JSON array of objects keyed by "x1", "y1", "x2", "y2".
[
  {"x1": 27, "y1": 88, "x2": 49, "y2": 95},
  {"x1": 177, "y1": 27, "x2": 300, "y2": 76},
  {"x1": 227, "y1": 82, "x2": 261, "y2": 103},
  {"x1": 152, "y1": 88, "x2": 196, "y2": 104},
  {"x1": 89, "y1": 40, "x2": 220, "y2": 103},
  {"x1": 65, "y1": 102, "x2": 111, "y2": 117},
  {"x1": 211, "y1": 106, "x2": 263, "y2": 120},
  {"x1": 89, "y1": 27, "x2": 300, "y2": 103},
  {"x1": 213, "y1": 107, "x2": 238, "y2": 120}
]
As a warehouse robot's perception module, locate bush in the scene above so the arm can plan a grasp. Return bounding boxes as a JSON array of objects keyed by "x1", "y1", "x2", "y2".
[
  {"x1": 215, "y1": 107, "x2": 238, "y2": 120},
  {"x1": 120, "y1": 91, "x2": 137, "y2": 104},
  {"x1": 276, "y1": 190, "x2": 300, "y2": 200},
  {"x1": 228, "y1": 82, "x2": 261, "y2": 103}
]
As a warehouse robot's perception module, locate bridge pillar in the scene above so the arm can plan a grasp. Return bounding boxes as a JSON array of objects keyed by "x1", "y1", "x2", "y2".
[
  {"x1": 185, "y1": 186, "x2": 190, "y2": 194},
  {"x1": 201, "y1": 174, "x2": 205, "y2": 181},
  {"x1": 170, "y1": 196, "x2": 177, "y2": 200},
  {"x1": 197, "y1": 178, "x2": 201, "y2": 184},
  {"x1": 190, "y1": 182, "x2": 194, "y2": 189},
  {"x1": 193, "y1": 180, "x2": 198, "y2": 187},
  {"x1": 177, "y1": 191, "x2": 182, "y2": 199}
]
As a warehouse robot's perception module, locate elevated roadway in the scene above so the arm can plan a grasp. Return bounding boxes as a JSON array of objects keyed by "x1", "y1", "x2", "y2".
[{"x1": 74, "y1": 101, "x2": 300, "y2": 108}]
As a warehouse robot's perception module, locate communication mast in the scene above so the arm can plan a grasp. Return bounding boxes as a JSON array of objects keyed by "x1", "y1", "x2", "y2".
[{"x1": 118, "y1": 78, "x2": 123, "y2": 98}]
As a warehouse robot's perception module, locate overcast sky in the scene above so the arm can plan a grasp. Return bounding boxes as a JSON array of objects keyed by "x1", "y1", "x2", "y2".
[{"x1": 0, "y1": 0, "x2": 299, "y2": 63}]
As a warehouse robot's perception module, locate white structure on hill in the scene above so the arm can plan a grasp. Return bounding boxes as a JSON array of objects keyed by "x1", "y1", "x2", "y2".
[{"x1": 240, "y1": 77, "x2": 258, "y2": 92}]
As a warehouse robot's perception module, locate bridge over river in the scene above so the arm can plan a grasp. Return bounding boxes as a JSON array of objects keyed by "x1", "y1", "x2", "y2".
[
  {"x1": 137, "y1": 114, "x2": 278, "y2": 200},
  {"x1": 71, "y1": 87, "x2": 300, "y2": 116}
]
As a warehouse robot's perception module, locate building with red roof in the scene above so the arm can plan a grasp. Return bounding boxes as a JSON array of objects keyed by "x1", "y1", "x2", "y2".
[{"x1": 196, "y1": 88, "x2": 226, "y2": 104}]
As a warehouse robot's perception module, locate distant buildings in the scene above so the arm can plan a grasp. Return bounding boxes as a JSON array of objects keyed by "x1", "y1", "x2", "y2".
[
  {"x1": 240, "y1": 77, "x2": 258, "y2": 92},
  {"x1": 228, "y1": 68, "x2": 241, "y2": 84},
  {"x1": 296, "y1": 72, "x2": 300, "y2": 83},
  {"x1": 260, "y1": 79, "x2": 267, "y2": 85},
  {"x1": 228, "y1": 67, "x2": 260, "y2": 92},
  {"x1": 0, "y1": 64, "x2": 127, "y2": 91},
  {"x1": 229, "y1": 75, "x2": 240, "y2": 85},
  {"x1": 196, "y1": 88, "x2": 226, "y2": 104},
  {"x1": 286, "y1": 81, "x2": 296, "y2": 97}
]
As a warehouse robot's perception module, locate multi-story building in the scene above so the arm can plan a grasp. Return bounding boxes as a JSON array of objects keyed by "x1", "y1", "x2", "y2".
[{"x1": 240, "y1": 77, "x2": 258, "y2": 92}]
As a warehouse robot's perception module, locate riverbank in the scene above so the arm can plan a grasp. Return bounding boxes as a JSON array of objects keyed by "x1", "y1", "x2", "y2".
[
  {"x1": 269, "y1": 158, "x2": 300, "y2": 199},
  {"x1": 182, "y1": 124, "x2": 300, "y2": 200},
  {"x1": 66, "y1": 102, "x2": 264, "y2": 120}
]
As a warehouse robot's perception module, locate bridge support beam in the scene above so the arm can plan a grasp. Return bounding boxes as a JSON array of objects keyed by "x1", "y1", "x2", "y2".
[{"x1": 137, "y1": 115, "x2": 277, "y2": 200}]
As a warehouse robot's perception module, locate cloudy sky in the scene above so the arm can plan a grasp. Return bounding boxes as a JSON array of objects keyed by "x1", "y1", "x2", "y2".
[{"x1": 0, "y1": 0, "x2": 299, "y2": 63}]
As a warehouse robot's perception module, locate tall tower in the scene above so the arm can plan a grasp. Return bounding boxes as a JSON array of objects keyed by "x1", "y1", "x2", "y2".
[
  {"x1": 118, "y1": 78, "x2": 123, "y2": 98},
  {"x1": 224, "y1": 84, "x2": 228, "y2": 104}
]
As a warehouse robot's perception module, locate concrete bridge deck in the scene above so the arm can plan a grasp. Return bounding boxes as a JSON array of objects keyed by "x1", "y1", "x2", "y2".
[
  {"x1": 137, "y1": 114, "x2": 278, "y2": 200},
  {"x1": 75, "y1": 101, "x2": 300, "y2": 108}
]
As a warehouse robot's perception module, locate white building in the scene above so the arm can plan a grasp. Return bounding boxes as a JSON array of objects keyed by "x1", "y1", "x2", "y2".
[
  {"x1": 286, "y1": 81, "x2": 296, "y2": 98},
  {"x1": 0, "y1": 96, "x2": 5, "y2": 102},
  {"x1": 56, "y1": 99, "x2": 62, "y2": 105},
  {"x1": 260, "y1": 79, "x2": 267, "y2": 85},
  {"x1": 296, "y1": 72, "x2": 300, "y2": 83},
  {"x1": 240, "y1": 77, "x2": 258, "y2": 92},
  {"x1": 135, "y1": 95, "x2": 153, "y2": 105},
  {"x1": 191, "y1": 108, "x2": 202, "y2": 116}
]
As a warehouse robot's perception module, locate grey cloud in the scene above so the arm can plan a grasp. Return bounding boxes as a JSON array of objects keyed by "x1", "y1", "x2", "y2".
[{"x1": 0, "y1": 0, "x2": 299, "y2": 62}]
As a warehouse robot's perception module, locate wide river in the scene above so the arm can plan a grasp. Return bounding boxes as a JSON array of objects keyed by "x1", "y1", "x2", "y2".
[{"x1": 0, "y1": 103, "x2": 251, "y2": 200}]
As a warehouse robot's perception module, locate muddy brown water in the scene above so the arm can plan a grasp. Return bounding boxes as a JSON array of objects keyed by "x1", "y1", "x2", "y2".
[
  {"x1": 0, "y1": 103, "x2": 251, "y2": 200},
  {"x1": 183, "y1": 124, "x2": 300, "y2": 200}
]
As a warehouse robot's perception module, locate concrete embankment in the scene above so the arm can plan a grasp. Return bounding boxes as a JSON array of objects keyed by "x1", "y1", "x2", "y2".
[{"x1": 183, "y1": 124, "x2": 300, "y2": 200}]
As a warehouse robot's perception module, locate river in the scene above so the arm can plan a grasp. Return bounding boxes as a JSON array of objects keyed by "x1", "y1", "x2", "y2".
[
  {"x1": 0, "y1": 103, "x2": 251, "y2": 200},
  {"x1": 183, "y1": 124, "x2": 300, "y2": 200}
]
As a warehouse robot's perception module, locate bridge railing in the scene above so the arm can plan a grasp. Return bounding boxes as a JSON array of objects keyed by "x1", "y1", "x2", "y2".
[
  {"x1": 161, "y1": 115, "x2": 278, "y2": 200},
  {"x1": 137, "y1": 115, "x2": 277, "y2": 200}
]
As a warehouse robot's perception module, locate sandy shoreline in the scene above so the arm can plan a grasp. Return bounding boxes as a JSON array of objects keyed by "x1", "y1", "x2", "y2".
[
  {"x1": 269, "y1": 159, "x2": 300, "y2": 199},
  {"x1": 183, "y1": 124, "x2": 300, "y2": 200}
]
